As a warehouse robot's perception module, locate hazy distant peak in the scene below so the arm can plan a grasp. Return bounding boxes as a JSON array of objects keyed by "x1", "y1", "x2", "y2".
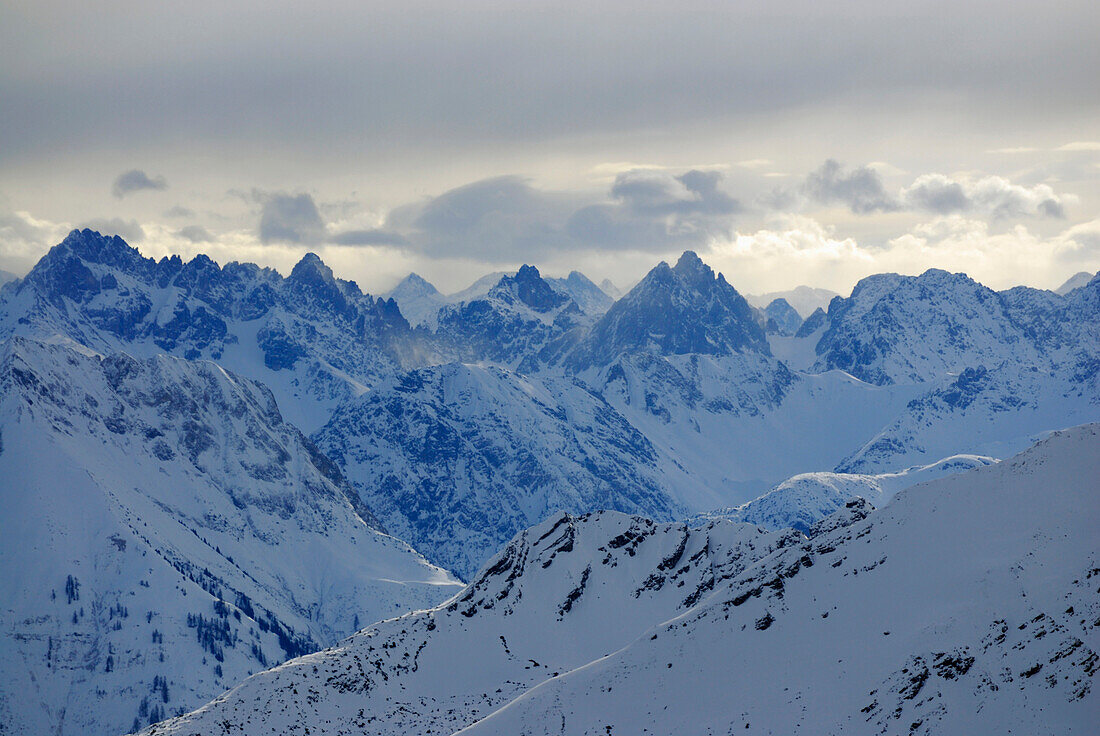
[{"x1": 1055, "y1": 271, "x2": 1096, "y2": 295}]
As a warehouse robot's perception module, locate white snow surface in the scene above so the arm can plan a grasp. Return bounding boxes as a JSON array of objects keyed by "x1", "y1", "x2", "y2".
[
  {"x1": 0, "y1": 337, "x2": 460, "y2": 736},
  {"x1": 691, "y1": 453, "x2": 997, "y2": 532},
  {"x1": 144, "y1": 424, "x2": 1100, "y2": 735}
]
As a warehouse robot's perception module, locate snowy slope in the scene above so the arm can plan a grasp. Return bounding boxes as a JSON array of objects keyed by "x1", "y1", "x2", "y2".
[
  {"x1": 585, "y1": 350, "x2": 921, "y2": 504},
  {"x1": 599, "y1": 278, "x2": 623, "y2": 299},
  {"x1": 148, "y1": 425, "x2": 1100, "y2": 735},
  {"x1": 312, "y1": 363, "x2": 685, "y2": 579},
  {"x1": 837, "y1": 360, "x2": 1100, "y2": 472},
  {"x1": 458, "y1": 424, "x2": 1100, "y2": 735},
  {"x1": 0, "y1": 338, "x2": 460, "y2": 736},
  {"x1": 693, "y1": 453, "x2": 996, "y2": 532},
  {"x1": 447, "y1": 271, "x2": 513, "y2": 303},
  {"x1": 139, "y1": 509, "x2": 800, "y2": 736}
]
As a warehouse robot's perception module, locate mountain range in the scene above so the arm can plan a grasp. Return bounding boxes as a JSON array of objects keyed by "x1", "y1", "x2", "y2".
[{"x1": 1, "y1": 229, "x2": 1097, "y2": 734}]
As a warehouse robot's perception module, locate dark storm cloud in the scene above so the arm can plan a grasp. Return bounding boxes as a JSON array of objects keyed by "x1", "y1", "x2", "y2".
[
  {"x1": 802, "y1": 160, "x2": 899, "y2": 214},
  {"x1": 79, "y1": 218, "x2": 146, "y2": 243},
  {"x1": 112, "y1": 170, "x2": 167, "y2": 198},
  {"x1": 1038, "y1": 200, "x2": 1066, "y2": 219},
  {"x1": 386, "y1": 176, "x2": 577, "y2": 260},
  {"x1": 258, "y1": 193, "x2": 326, "y2": 244},
  {"x1": 177, "y1": 225, "x2": 213, "y2": 242}
]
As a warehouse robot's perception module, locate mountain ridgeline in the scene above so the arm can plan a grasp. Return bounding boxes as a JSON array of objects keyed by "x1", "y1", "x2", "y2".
[
  {"x1": 3, "y1": 229, "x2": 1098, "y2": 576},
  {"x1": 1, "y1": 229, "x2": 1098, "y2": 735}
]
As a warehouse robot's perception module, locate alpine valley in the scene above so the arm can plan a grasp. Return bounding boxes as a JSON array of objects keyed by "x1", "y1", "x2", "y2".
[{"x1": 1, "y1": 229, "x2": 1097, "y2": 735}]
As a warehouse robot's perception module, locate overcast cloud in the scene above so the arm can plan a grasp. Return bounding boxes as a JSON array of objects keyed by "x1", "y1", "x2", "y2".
[{"x1": 0, "y1": 1, "x2": 1097, "y2": 292}]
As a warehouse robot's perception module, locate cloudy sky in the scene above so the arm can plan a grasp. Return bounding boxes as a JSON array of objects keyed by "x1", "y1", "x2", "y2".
[{"x1": 2, "y1": 0, "x2": 1098, "y2": 295}]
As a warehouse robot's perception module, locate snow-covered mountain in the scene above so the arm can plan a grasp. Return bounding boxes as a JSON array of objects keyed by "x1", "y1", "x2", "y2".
[
  {"x1": 312, "y1": 363, "x2": 685, "y2": 579},
  {"x1": 145, "y1": 424, "x2": 1100, "y2": 735},
  {"x1": 139, "y1": 506, "x2": 801, "y2": 736},
  {"x1": 434, "y1": 265, "x2": 589, "y2": 370},
  {"x1": 382, "y1": 272, "x2": 447, "y2": 328},
  {"x1": 7, "y1": 234, "x2": 1096, "y2": 532},
  {"x1": 746, "y1": 284, "x2": 839, "y2": 318},
  {"x1": 385, "y1": 269, "x2": 613, "y2": 331},
  {"x1": 545, "y1": 271, "x2": 615, "y2": 315},
  {"x1": 599, "y1": 277, "x2": 623, "y2": 300},
  {"x1": 837, "y1": 359, "x2": 1100, "y2": 473},
  {"x1": 0, "y1": 337, "x2": 460, "y2": 736},
  {"x1": 813, "y1": 269, "x2": 1035, "y2": 385},
  {"x1": 0, "y1": 269, "x2": 18, "y2": 288},
  {"x1": 0, "y1": 230, "x2": 424, "y2": 432},
  {"x1": 812, "y1": 269, "x2": 1099, "y2": 387},
  {"x1": 447, "y1": 270, "x2": 513, "y2": 303},
  {"x1": 1056, "y1": 270, "x2": 1096, "y2": 295},
  {"x1": 762, "y1": 297, "x2": 803, "y2": 336},
  {"x1": 565, "y1": 251, "x2": 770, "y2": 371},
  {"x1": 693, "y1": 452, "x2": 996, "y2": 532}
]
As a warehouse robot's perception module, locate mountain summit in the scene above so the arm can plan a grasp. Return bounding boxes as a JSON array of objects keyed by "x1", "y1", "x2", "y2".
[{"x1": 566, "y1": 251, "x2": 769, "y2": 369}]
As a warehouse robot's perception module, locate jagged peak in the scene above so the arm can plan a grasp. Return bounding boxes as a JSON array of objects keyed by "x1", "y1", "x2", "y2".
[
  {"x1": 514, "y1": 263, "x2": 542, "y2": 282},
  {"x1": 564, "y1": 252, "x2": 770, "y2": 368},
  {"x1": 290, "y1": 252, "x2": 333, "y2": 281},
  {"x1": 673, "y1": 250, "x2": 711, "y2": 278},
  {"x1": 50, "y1": 228, "x2": 147, "y2": 269},
  {"x1": 765, "y1": 296, "x2": 794, "y2": 311},
  {"x1": 488, "y1": 263, "x2": 569, "y2": 312}
]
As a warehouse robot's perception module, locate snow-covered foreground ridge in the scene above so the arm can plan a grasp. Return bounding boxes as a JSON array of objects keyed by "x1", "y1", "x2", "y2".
[
  {"x1": 0, "y1": 337, "x2": 460, "y2": 736},
  {"x1": 146, "y1": 424, "x2": 1100, "y2": 735}
]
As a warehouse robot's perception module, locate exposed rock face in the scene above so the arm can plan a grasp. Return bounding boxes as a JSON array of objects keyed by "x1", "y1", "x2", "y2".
[
  {"x1": 565, "y1": 251, "x2": 770, "y2": 371},
  {"x1": 434, "y1": 265, "x2": 588, "y2": 369},
  {"x1": 313, "y1": 363, "x2": 684, "y2": 579},
  {"x1": 763, "y1": 297, "x2": 803, "y2": 336}
]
